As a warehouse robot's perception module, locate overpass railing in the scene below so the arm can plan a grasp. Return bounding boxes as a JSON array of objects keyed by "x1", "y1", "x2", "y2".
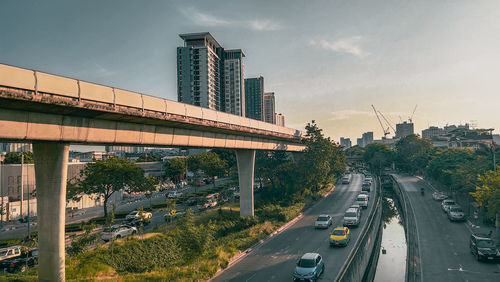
[{"x1": 0, "y1": 63, "x2": 302, "y2": 141}]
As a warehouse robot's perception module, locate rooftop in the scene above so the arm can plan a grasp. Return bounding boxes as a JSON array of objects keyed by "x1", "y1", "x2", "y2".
[{"x1": 179, "y1": 32, "x2": 222, "y2": 48}]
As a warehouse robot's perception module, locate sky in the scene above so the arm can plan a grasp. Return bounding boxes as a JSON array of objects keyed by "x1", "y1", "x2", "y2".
[{"x1": 1, "y1": 0, "x2": 500, "y2": 144}]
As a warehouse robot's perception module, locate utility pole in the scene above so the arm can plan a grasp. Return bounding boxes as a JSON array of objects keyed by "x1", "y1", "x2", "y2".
[
  {"x1": 20, "y1": 153, "x2": 23, "y2": 221},
  {"x1": 0, "y1": 152, "x2": 5, "y2": 228},
  {"x1": 27, "y1": 161, "x2": 30, "y2": 238}
]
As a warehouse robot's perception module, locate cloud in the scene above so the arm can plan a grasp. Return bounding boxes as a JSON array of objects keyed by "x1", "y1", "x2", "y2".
[
  {"x1": 179, "y1": 7, "x2": 282, "y2": 31},
  {"x1": 309, "y1": 36, "x2": 369, "y2": 58},
  {"x1": 248, "y1": 19, "x2": 282, "y2": 31}
]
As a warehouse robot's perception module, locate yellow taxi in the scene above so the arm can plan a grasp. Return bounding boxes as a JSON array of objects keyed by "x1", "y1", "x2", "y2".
[{"x1": 330, "y1": 226, "x2": 350, "y2": 247}]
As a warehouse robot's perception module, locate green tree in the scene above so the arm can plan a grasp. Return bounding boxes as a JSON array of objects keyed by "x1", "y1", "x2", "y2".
[
  {"x1": 72, "y1": 157, "x2": 153, "y2": 218},
  {"x1": 136, "y1": 153, "x2": 160, "y2": 162},
  {"x1": 395, "y1": 134, "x2": 432, "y2": 172},
  {"x1": 164, "y1": 157, "x2": 187, "y2": 184},
  {"x1": 199, "y1": 151, "x2": 227, "y2": 187},
  {"x1": 3, "y1": 151, "x2": 34, "y2": 164},
  {"x1": 174, "y1": 209, "x2": 215, "y2": 261},
  {"x1": 471, "y1": 167, "x2": 500, "y2": 218},
  {"x1": 364, "y1": 143, "x2": 394, "y2": 175}
]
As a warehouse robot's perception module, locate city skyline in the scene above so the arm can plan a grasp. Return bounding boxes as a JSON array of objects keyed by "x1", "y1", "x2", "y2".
[{"x1": 1, "y1": 0, "x2": 499, "y2": 142}]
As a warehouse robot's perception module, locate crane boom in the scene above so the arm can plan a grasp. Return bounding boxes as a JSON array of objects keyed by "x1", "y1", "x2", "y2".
[
  {"x1": 372, "y1": 105, "x2": 390, "y2": 138},
  {"x1": 409, "y1": 105, "x2": 418, "y2": 123},
  {"x1": 378, "y1": 110, "x2": 396, "y2": 134}
]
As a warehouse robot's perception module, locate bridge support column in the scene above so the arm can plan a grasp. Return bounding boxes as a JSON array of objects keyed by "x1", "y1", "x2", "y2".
[
  {"x1": 33, "y1": 143, "x2": 69, "y2": 282},
  {"x1": 236, "y1": 149, "x2": 255, "y2": 217}
]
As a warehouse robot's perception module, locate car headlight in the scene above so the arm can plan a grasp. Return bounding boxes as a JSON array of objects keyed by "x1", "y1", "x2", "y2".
[
  {"x1": 477, "y1": 251, "x2": 484, "y2": 256},
  {"x1": 307, "y1": 271, "x2": 314, "y2": 276}
]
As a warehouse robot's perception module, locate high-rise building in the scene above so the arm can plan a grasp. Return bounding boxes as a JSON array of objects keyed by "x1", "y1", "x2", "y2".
[
  {"x1": 340, "y1": 137, "x2": 352, "y2": 149},
  {"x1": 395, "y1": 121, "x2": 414, "y2": 138},
  {"x1": 263, "y1": 92, "x2": 276, "y2": 124},
  {"x1": 275, "y1": 113, "x2": 285, "y2": 126},
  {"x1": 223, "y1": 49, "x2": 245, "y2": 116},
  {"x1": 356, "y1": 138, "x2": 363, "y2": 147},
  {"x1": 244, "y1": 77, "x2": 264, "y2": 121},
  {"x1": 177, "y1": 32, "x2": 223, "y2": 110},
  {"x1": 362, "y1": 132, "x2": 374, "y2": 147},
  {"x1": 422, "y1": 126, "x2": 445, "y2": 139},
  {"x1": 177, "y1": 32, "x2": 246, "y2": 116}
]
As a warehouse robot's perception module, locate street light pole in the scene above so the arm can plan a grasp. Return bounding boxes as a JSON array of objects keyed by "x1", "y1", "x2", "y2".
[{"x1": 0, "y1": 152, "x2": 5, "y2": 228}]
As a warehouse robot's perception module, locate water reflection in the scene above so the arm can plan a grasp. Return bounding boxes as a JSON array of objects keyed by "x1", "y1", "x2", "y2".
[{"x1": 374, "y1": 190, "x2": 407, "y2": 282}]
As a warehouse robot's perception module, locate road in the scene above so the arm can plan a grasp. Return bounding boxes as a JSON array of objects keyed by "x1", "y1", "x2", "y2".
[
  {"x1": 394, "y1": 175, "x2": 500, "y2": 282},
  {"x1": 213, "y1": 173, "x2": 377, "y2": 281}
]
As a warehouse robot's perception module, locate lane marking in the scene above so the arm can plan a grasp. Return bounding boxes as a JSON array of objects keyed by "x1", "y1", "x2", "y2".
[{"x1": 245, "y1": 273, "x2": 256, "y2": 282}]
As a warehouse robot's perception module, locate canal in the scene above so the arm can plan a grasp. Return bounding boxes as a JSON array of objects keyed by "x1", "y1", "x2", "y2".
[{"x1": 374, "y1": 188, "x2": 407, "y2": 282}]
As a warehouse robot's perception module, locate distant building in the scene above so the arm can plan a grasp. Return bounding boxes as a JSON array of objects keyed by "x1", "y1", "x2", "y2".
[
  {"x1": 0, "y1": 143, "x2": 32, "y2": 153},
  {"x1": 362, "y1": 132, "x2": 374, "y2": 147},
  {"x1": 422, "y1": 126, "x2": 445, "y2": 139},
  {"x1": 356, "y1": 138, "x2": 363, "y2": 147},
  {"x1": 275, "y1": 113, "x2": 285, "y2": 126},
  {"x1": 244, "y1": 76, "x2": 264, "y2": 121},
  {"x1": 106, "y1": 146, "x2": 145, "y2": 154},
  {"x1": 340, "y1": 137, "x2": 352, "y2": 149},
  {"x1": 493, "y1": 134, "x2": 500, "y2": 145},
  {"x1": 395, "y1": 121, "x2": 414, "y2": 138},
  {"x1": 263, "y1": 92, "x2": 276, "y2": 124},
  {"x1": 223, "y1": 49, "x2": 245, "y2": 116}
]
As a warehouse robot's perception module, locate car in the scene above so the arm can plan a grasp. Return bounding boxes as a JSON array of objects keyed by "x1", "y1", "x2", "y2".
[
  {"x1": 469, "y1": 234, "x2": 500, "y2": 261},
  {"x1": 330, "y1": 226, "x2": 351, "y2": 247},
  {"x1": 447, "y1": 205, "x2": 465, "y2": 221},
  {"x1": 342, "y1": 174, "x2": 352, "y2": 184},
  {"x1": 343, "y1": 208, "x2": 361, "y2": 226},
  {"x1": 167, "y1": 190, "x2": 183, "y2": 198},
  {"x1": 101, "y1": 225, "x2": 137, "y2": 242},
  {"x1": 314, "y1": 215, "x2": 333, "y2": 229},
  {"x1": 441, "y1": 199, "x2": 456, "y2": 213},
  {"x1": 0, "y1": 246, "x2": 23, "y2": 262},
  {"x1": 125, "y1": 210, "x2": 152, "y2": 220},
  {"x1": 124, "y1": 217, "x2": 150, "y2": 228},
  {"x1": 365, "y1": 175, "x2": 373, "y2": 182},
  {"x1": 0, "y1": 248, "x2": 38, "y2": 273},
  {"x1": 359, "y1": 191, "x2": 370, "y2": 200},
  {"x1": 362, "y1": 182, "x2": 371, "y2": 192},
  {"x1": 432, "y1": 192, "x2": 448, "y2": 201},
  {"x1": 292, "y1": 253, "x2": 324, "y2": 281},
  {"x1": 356, "y1": 194, "x2": 368, "y2": 209}
]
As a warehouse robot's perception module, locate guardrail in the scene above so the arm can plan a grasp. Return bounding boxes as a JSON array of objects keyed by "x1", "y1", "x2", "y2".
[
  {"x1": 335, "y1": 176, "x2": 383, "y2": 282},
  {"x1": 389, "y1": 175, "x2": 421, "y2": 282}
]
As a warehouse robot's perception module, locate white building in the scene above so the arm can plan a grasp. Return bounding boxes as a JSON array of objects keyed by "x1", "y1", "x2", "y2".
[
  {"x1": 263, "y1": 92, "x2": 276, "y2": 124},
  {"x1": 223, "y1": 49, "x2": 245, "y2": 116}
]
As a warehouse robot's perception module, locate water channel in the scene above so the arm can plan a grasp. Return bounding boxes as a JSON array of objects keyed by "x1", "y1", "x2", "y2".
[{"x1": 374, "y1": 188, "x2": 407, "y2": 282}]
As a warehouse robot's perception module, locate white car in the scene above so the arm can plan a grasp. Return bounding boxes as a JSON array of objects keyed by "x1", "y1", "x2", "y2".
[
  {"x1": 441, "y1": 199, "x2": 456, "y2": 213},
  {"x1": 359, "y1": 191, "x2": 370, "y2": 200},
  {"x1": 356, "y1": 194, "x2": 368, "y2": 209},
  {"x1": 167, "y1": 190, "x2": 183, "y2": 198},
  {"x1": 432, "y1": 192, "x2": 448, "y2": 201},
  {"x1": 314, "y1": 215, "x2": 333, "y2": 229},
  {"x1": 125, "y1": 210, "x2": 152, "y2": 220},
  {"x1": 101, "y1": 225, "x2": 137, "y2": 242},
  {"x1": 343, "y1": 208, "x2": 360, "y2": 227},
  {"x1": 447, "y1": 205, "x2": 465, "y2": 221}
]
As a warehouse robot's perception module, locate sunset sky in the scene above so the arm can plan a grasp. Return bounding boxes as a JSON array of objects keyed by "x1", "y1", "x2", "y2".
[{"x1": 1, "y1": 0, "x2": 499, "y2": 144}]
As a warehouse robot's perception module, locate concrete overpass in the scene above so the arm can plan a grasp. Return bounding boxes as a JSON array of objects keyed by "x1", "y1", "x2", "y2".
[{"x1": 0, "y1": 63, "x2": 305, "y2": 281}]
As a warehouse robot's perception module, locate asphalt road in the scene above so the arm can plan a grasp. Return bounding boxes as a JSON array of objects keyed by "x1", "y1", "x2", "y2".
[
  {"x1": 213, "y1": 173, "x2": 377, "y2": 282},
  {"x1": 393, "y1": 175, "x2": 500, "y2": 282}
]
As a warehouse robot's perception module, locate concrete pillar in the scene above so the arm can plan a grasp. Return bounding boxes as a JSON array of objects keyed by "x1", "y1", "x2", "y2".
[
  {"x1": 33, "y1": 143, "x2": 69, "y2": 282},
  {"x1": 236, "y1": 150, "x2": 256, "y2": 217}
]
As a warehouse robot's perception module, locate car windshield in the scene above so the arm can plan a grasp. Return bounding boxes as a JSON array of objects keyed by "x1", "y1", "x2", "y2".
[
  {"x1": 332, "y1": 229, "x2": 345, "y2": 236},
  {"x1": 357, "y1": 196, "x2": 366, "y2": 201},
  {"x1": 298, "y1": 258, "x2": 315, "y2": 268},
  {"x1": 0, "y1": 250, "x2": 7, "y2": 256},
  {"x1": 477, "y1": 239, "x2": 495, "y2": 248},
  {"x1": 444, "y1": 201, "x2": 455, "y2": 205},
  {"x1": 317, "y1": 216, "x2": 329, "y2": 221},
  {"x1": 450, "y1": 207, "x2": 462, "y2": 212},
  {"x1": 345, "y1": 212, "x2": 357, "y2": 217}
]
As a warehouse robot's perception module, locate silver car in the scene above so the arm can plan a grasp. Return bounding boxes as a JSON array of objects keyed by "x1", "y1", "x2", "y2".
[
  {"x1": 101, "y1": 225, "x2": 137, "y2": 242},
  {"x1": 343, "y1": 208, "x2": 360, "y2": 227},
  {"x1": 441, "y1": 199, "x2": 456, "y2": 213},
  {"x1": 356, "y1": 194, "x2": 368, "y2": 209},
  {"x1": 314, "y1": 215, "x2": 333, "y2": 229},
  {"x1": 447, "y1": 205, "x2": 465, "y2": 221}
]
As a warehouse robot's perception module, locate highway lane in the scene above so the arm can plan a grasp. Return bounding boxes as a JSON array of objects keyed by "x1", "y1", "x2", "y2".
[
  {"x1": 394, "y1": 175, "x2": 500, "y2": 282},
  {"x1": 213, "y1": 173, "x2": 377, "y2": 281}
]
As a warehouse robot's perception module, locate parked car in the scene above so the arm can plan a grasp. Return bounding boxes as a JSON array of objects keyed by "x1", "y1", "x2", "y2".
[
  {"x1": 432, "y1": 192, "x2": 448, "y2": 201},
  {"x1": 343, "y1": 208, "x2": 361, "y2": 227},
  {"x1": 0, "y1": 246, "x2": 23, "y2": 262},
  {"x1": 441, "y1": 199, "x2": 456, "y2": 213},
  {"x1": 469, "y1": 234, "x2": 500, "y2": 261},
  {"x1": 125, "y1": 210, "x2": 152, "y2": 220},
  {"x1": 314, "y1": 215, "x2": 333, "y2": 229},
  {"x1": 447, "y1": 205, "x2": 465, "y2": 221},
  {"x1": 101, "y1": 225, "x2": 137, "y2": 242},
  {"x1": 292, "y1": 253, "x2": 324, "y2": 281},
  {"x1": 356, "y1": 194, "x2": 369, "y2": 209},
  {"x1": 0, "y1": 248, "x2": 38, "y2": 273},
  {"x1": 167, "y1": 190, "x2": 183, "y2": 198},
  {"x1": 330, "y1": 226, "x2": 350, "y2": 247}
]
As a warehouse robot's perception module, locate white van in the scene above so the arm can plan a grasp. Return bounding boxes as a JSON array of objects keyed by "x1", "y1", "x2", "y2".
[
  {"x1": 356, "y1": 194, "x2": 368, "y2": 209},
  {"x1": 343, "y1": 208, "x2": 360, "y2": 227},
  {"x1": 342, "y1": 174, "x2": 352, "y2": 184}
]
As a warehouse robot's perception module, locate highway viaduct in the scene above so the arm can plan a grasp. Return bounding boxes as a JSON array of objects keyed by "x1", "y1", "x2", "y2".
[{"x1": 0, "y1": 63, "x2": 305, "y2": 281}]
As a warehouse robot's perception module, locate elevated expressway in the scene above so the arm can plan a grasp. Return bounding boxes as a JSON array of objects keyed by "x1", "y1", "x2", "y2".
[{"x1": 0, "y1": 63, "x2": 305, "y2": 281}]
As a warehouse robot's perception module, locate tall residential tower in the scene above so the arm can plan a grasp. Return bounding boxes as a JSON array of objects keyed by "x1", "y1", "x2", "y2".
[
  {"x1": 263, "y1": 92, "x2": 276, "y2": 124},
  {"x1": 244, "y1": 76, "x2": 264, "y2": 121}
]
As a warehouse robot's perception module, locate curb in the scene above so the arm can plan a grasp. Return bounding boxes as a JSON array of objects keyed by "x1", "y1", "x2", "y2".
[{"x1": 210, "y1": 185, "x2": 336, "y2": 280}]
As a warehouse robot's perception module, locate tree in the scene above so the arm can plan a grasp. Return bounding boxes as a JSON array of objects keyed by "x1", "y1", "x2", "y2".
[
  {"x1": 364, "y1": 143, "x2": 394, "y2": 175},
  {"x1": 211, "y1": 148, "x2": 236, "y2": 172},
  {"x1": 471, "y1": 167, "x2": 500, "y2": 218},
  {"x1": 395, "y1": 134, "x2": 432, "y2": 172},
  {"x1": 164, "y1": 157, "x2": 187, "y2": 185},
  {"x1": 199, "y1": 151, "x2": 227, "y2": 187},
  {"x1": 72, "y1": 157, "x2": 153, "y2": 218},
  {"x1": 3, "y1": 151, "x2": 34, "y2": 164},
  {"x1": 136, "y1": 153, "x2": 160, "y2": 162}
]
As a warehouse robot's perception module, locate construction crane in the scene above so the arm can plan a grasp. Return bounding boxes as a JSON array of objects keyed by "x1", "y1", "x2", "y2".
[
  {"x1": 372, "y1": 105, "x2": 390, "y2": 139},
  {"x1": 408, "y1": 105, "x2": 417, "y2": 123},
  {"x1": 378, "y1": 110, "x2": 396, "y2": 135}
]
